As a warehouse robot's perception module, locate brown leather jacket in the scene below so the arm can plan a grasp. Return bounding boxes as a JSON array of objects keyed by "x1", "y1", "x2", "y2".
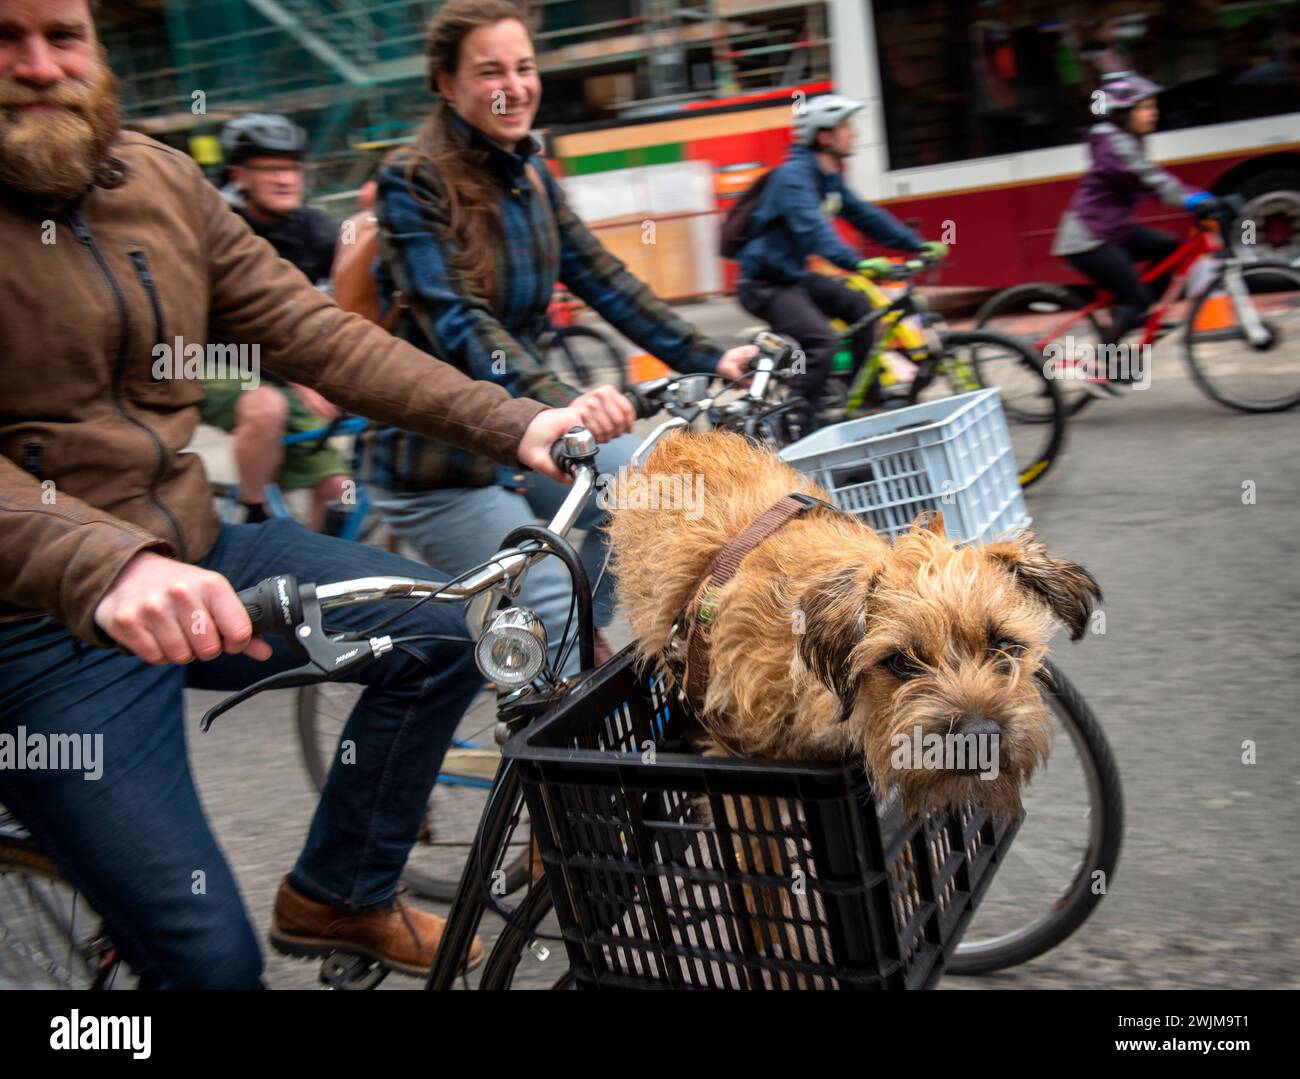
[{"x1": 0, "y1": 132, "x2": 547, "y2": 644}]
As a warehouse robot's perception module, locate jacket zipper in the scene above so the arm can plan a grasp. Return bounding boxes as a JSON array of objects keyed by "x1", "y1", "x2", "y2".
[
  {"x1": 515, "y1": 170, "x2": 550, "y2": 323},
  {"x1": 68, "y1": 207, "x2": 189, "y2": 561},
  {"x1": 128, "y1": 250, "x2": 166, "y2": 378},
  {"x1": 22, "y1": 441, "x2": 43, "y2": 480}
]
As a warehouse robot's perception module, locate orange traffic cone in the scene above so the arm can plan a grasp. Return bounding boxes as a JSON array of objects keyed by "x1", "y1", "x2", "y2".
[
  {"x1": 627, "y1": 353, "x2": 672, "y2": 381},
  {"x1": 1193, "y1": 291, "x2": 1234, "y2": 332}
]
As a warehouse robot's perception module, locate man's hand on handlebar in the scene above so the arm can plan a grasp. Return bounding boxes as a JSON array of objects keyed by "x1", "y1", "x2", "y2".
[
  {"x1": 93, "y1": 551, "x2": 273, "y2": 665},
  {"x1": 289, "y1": 383, "x2": 341, "y2": 421},
  {"x1": 518, "y1": 406, "x2": 604, "y2": 482},
  {"x1": 569, "y1": 386, "x2": 636, "y2": 443}
]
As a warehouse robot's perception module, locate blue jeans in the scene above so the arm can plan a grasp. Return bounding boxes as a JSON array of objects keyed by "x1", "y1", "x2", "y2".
[
  {"x1": 0, "y1": 516, "x2": 481, "y2": 989},
  {"x1": 370, "y1": 433, "x2": 641, "y2": 677}
]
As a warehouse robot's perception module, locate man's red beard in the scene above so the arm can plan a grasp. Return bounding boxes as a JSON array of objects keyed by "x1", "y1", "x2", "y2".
[{"x1": 0, "y1": 48, "x2": 122, "y2": 201}]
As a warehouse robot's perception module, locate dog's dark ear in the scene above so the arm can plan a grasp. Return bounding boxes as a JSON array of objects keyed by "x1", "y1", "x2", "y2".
[
  {"x1": 797, "y1": 565, "x2": 875, "y2": 699},
  {"x1": 985, "y1": 534, "x2": 1102, "y2": 641},
  {"x1": 911, "y1": 509, "x2": 945, "y2": 537}
]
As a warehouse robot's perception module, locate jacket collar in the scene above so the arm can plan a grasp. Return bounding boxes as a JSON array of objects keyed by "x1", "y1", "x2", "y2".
[
  {"x1": 449, "y1": 110, "x2": 541, "y2": 183},
  {"x1": 789, "y1": 143, "x2": 840, "y2": 182},
  {"x1": 0, "y1": 147, "x2": 128, "y2": 215}
]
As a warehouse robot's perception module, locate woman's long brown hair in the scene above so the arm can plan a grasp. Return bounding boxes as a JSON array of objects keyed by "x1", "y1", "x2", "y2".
[{"x1": 395, "y1": 0, "x2": 539, "y2": 306}]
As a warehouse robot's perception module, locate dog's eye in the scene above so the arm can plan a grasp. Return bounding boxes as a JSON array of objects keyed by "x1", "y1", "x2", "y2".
[
  {"x1": 991, "y1": 638, "x2": 1025, "y2": 660},
  {"x1": 882, "y1": 652, "x2": 922, "y2": 679}
]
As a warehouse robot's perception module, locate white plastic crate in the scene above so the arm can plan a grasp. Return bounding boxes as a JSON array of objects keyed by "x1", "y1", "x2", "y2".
[{"x1": 778, "y1": 389, "x2": 1029, "y2": 544}]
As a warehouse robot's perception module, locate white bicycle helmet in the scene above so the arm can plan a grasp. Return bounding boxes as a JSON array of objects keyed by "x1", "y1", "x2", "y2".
[
  {"x1": 794, "y1": 94, "x2": 865, "y2": 147},
  {"x1": 1098, "y1": 71, "x2": 1163, "y2": 111}
]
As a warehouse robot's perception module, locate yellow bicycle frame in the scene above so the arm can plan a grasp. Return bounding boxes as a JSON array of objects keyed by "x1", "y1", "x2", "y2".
[{"x1": 843, "y1": 272, "x2": 928, "y2": 351}]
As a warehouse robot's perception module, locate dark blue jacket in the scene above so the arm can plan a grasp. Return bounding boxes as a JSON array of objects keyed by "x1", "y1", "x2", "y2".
[
  {"x1": 738, "y1": 145, "x2": 922, "y2": 283},
  {"x1": 363, "y1": 115, "x2": 723, "y2": 491}
]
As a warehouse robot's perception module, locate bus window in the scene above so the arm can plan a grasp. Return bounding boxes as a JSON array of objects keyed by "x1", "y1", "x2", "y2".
[{"x1": 872, "y1": 0, "x2": 1300, "y2": 171}]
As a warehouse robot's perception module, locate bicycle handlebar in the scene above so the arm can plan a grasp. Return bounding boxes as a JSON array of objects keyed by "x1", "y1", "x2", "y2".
[
  {"x1": 235, "y1": 429, "x2": 603, "y2": 640},
  {"x1": 860, "y1": 251, "x2": 944, "y2": 283},
  {"x1": 1192, "y1": 192, "x2": 1245, "y2": 225},
  {"x1": 214, "y1": 330, "x2": 787, "y2": 726}
]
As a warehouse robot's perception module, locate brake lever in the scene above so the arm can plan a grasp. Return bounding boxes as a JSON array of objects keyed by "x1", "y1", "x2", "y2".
[{"x1": 198, "y1": 582, "x2": 393, "y2": 732}]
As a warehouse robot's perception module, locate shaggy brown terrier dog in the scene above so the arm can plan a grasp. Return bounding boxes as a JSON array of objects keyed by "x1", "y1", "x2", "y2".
[{"x1": 606, "y1": 431, "x2": 1100, "y2": 817}]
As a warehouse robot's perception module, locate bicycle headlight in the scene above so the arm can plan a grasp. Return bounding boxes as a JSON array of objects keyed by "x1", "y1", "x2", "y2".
[{"x1": 475, "y1": 607, "x2": 549, "y2": 687}]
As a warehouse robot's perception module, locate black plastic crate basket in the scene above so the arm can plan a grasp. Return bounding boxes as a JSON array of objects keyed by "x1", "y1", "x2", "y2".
[{"x1": 503, "y1": 647, "x2": 1021, "y2": 990}]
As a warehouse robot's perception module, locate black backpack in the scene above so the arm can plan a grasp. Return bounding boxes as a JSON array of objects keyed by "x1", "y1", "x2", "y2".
[{"x1": 719, "y1": 169, "x2": 775, "y2": 259}]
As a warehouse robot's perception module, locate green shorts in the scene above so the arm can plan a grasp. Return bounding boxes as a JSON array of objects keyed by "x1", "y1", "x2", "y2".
[{"x1": 200, "y1": 381, "x2": 349, "y2": 492}]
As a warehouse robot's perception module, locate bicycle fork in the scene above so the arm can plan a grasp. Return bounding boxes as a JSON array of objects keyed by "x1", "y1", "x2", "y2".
[
  {"x1": 1220, "y1": 264, "x2": 1272, "y2": 347},
  {"x1": 425, "y1": 756, "x2": 526, "y2": 989}
]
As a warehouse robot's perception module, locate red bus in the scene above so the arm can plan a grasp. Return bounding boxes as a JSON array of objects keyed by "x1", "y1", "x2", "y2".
[
  {"x1": 840, "y1": 0, "x2": 1300, "y2": 286},
  {"x1": 545, "y1": 0, "x2": 1299, "y2": 294}
]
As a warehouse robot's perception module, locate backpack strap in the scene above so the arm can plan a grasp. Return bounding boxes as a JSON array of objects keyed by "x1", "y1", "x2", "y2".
[{"x1": 524, "y1": 160, "x2": 551, "y2": 210}]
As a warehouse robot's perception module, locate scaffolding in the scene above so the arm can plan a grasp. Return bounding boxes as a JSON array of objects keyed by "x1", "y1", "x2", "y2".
[{"x1": 98, "y1": 1, "x2": 832, "y2": 195}]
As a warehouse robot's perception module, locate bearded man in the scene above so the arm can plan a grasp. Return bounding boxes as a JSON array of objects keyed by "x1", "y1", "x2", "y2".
[{"x1": 0, "y1": 0, "x2": 620, "y2": 988}]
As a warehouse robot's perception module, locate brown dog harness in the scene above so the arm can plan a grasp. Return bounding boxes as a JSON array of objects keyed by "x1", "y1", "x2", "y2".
[{"x1": 677, "y1": 492, "x2": 831, "y2": 717}]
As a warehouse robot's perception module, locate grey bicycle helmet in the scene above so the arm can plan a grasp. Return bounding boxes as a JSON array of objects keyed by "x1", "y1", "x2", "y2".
[
  {"x1": 794, "y1": 93, "x2": 865, "y2": 147},
  {"x1": 221, "y1": 113, "x2": 307, "y2": 165},
  {"x1": 1097, "y1": 71, "x2": 1163, "y2": 111}
]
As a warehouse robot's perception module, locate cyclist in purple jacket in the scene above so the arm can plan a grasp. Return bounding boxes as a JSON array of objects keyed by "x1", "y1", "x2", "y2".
[{"x1": 1052, "y1": 72, "x2": 1217, "y2": 396}]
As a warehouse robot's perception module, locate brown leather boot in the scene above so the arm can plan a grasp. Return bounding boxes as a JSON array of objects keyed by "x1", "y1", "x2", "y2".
[{"x1": 269, "y1": 878, "x2": 483, "y2": 978}]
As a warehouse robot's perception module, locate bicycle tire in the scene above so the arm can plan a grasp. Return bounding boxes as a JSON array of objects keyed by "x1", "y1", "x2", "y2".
[
  {"x1": 973, "y1": 283, "x2": 1100, "y2": 419},
  {"x1": 1184, "y1": 259, "x2": 1300, "y2": 413},
  {"x1": 915, "y1": 329, "x2": 1066, "y2": 488},
  {"x1": 295, "y1": 684, "x2": 531, "y2": 903},
  {"x1": 947, "y1": 660, "x2": 1124, "y2": 975},
  {"x1": 542, "y1": 325, "x2": 628, "y2": 393},
  {"x1": 0, "y1": 831, "x2": 129, "y2": 989},
  {"x1": 476, "y1": 876, "x2": 573, "y2": 989}
]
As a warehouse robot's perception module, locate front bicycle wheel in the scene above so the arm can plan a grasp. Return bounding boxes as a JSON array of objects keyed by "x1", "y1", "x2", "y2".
[
  {"x1": 1184, "y1": 259, "x2": 1300, "y2": 412},
  {"x1": 913, "y1": 329, "x2": 1066, "y2": 488},
  {"x1": 948, "y1": 660, "x2": 1123, "y2": 975},
  {"x1": 476, "y1": 874, "x2": 575, "y2": 989},
  {"x1": 296, "y1": 683, "x2": 532, "y2": 903},
  {"x1": 542, "y1": 325, "x2": 628, "y2": 393},
  {"x1": 0, "y1": 817, "x2": 132, "y2": 989},
  {"x1": 972, "y1": 283, "x2": 1100, "y2": 419}
]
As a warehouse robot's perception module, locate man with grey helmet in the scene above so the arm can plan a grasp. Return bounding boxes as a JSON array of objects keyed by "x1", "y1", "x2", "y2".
[
  {"x1": 735, "y1": 94, "x2": 948, "y2": 425},
  {"x1": 204, "y1": 113, "x2": 350, "y2": 528}
]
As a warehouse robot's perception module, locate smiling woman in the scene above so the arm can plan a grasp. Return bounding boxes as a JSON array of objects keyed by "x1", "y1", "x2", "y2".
[
  {"x1": 356, "y1": 0, "x2": 756, "y2": 680},
  {"x1": 401, "y1": 0, "x2": 544, "y2": 304}
]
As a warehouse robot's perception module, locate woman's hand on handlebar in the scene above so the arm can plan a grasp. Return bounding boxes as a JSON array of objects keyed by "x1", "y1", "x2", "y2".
[{"x1": 717, "y1": 345, "x2": 758, "y2": 382}]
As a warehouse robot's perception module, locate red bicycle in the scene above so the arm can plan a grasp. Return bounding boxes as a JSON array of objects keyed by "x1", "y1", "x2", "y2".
[{"x1": 974, "y1": 199, "x2": 1300, "y2": 415}]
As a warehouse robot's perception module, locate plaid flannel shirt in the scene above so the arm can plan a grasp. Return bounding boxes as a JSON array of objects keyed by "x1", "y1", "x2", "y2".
[{"x1": 359, "y1": 116, "x2": 724, "y2": 491}]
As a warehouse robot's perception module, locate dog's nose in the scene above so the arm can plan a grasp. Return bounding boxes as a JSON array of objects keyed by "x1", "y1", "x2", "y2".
[
  {"x1": 957, "y1": 715, "x2": 1001, "y2": 739},
  {"x1": 951, "y1": 715, "x2": 1002, "y2": 774}
]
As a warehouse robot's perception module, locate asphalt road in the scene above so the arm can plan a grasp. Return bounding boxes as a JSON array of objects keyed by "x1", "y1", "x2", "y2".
[{"x1": 185, "y1": 295, "x2": 1300, "y2": 990}]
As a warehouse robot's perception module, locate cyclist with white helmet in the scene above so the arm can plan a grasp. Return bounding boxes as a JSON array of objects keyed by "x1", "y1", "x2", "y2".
[
  {"x1": 735, "y1": 93, "x2": 948, "y2": 424},
  {"x1": 204, "y1": 114, "x2": 351, "y2": 527},
  {"x1": 1052, "y1": 73, "x2": 1217, "y2": 395}
]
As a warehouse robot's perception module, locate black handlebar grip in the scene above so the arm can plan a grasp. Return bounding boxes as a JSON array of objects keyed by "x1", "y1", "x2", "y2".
[
  {"x1": 236, "y1": 575, "x2": 302, "y2": 637},
  {"x1": 550, "y1": 427, "x2": 582, "y2": 473},
  {"x1": 626, "y1": 377, "x2": 676, "y2": 419},
  {"x1": 625, "y1": 385, "x2": 653, "y2": 419}
]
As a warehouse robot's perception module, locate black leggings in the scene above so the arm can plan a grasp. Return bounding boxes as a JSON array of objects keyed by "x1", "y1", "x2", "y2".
[
  {"x1": 1065, "y1": 226, "x2": 1180, "y2": 344},
  {"x1": 736, "y1": 272, "x2": 875, "y2": 409}
]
